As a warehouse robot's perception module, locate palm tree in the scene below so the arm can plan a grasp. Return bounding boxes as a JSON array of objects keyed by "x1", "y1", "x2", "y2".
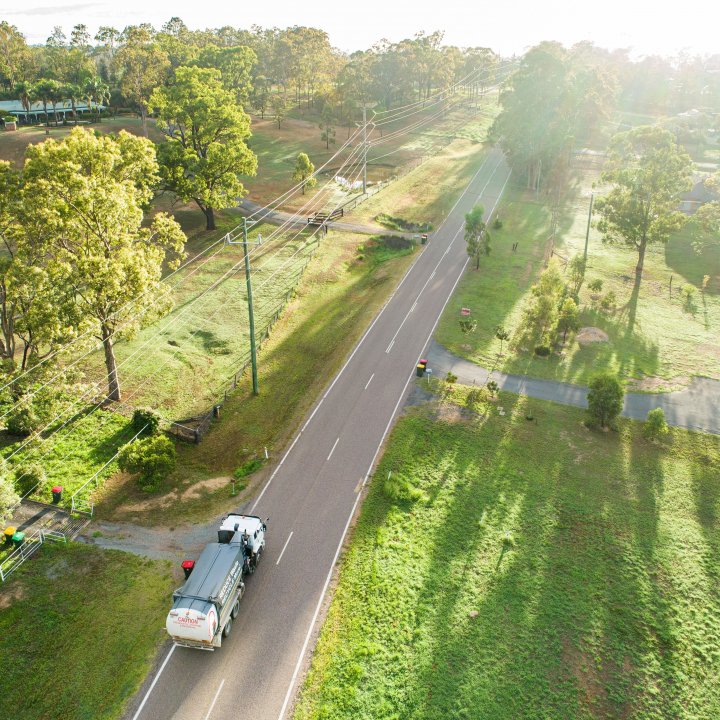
[
  {"x1": 83, "y1": 76, "x2": 110, "y2": 123},
  {"x1": 33, "y1": 79, "x2": 61, "y2": 127},
  {"x1": 64, "y1": 84, "x2": 82, "y2": 125},
  {"x1": 47, "y1": 82, "x2": 65, "y2": 126},
  {"x1": 15, "y1": 81, "x2": 35, "y2": 121}
]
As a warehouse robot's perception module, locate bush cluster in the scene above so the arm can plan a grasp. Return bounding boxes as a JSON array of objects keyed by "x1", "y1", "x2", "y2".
[{"x1": 118, "y1": 434, "x2": 176, "y2": 492}]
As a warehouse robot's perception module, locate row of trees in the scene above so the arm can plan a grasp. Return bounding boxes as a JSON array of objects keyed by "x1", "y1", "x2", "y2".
[{"x1": 0, "y1": 20, "x2": 502, "y2": 125}]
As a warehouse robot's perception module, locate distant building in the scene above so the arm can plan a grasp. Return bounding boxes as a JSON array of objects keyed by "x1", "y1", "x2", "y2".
[
  {"x1": 0, "y1": 99, "x2": 104, "y2": 125},
  {"x1": 680, "y1": 174, "x2": 719, "y2": 214}
]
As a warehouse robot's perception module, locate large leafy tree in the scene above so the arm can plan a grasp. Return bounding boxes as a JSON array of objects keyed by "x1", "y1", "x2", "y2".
[
  {"x1": 0, "y1": 21, "x2": 31, "y2": 89},
  {"x1": 491, "y1": 42, "x2": 615, "y2": 191},
  {"x1": 595, "y1": 126, "x2": 693, "y2": 280},
  {"x1": 151, "y1": 66, "x2": 257, "y2": 231},
  {"x1": 19, "y1": 128, "x2": 186, "y2": 402},
  {"x1": 116, "y1": 36, "x2": 170, "y2": 136},
  {"x1": 464, "y1": 205, "x2": 491, "y2": 270},
  {"x1": 195, "y1": 44, "x2": 257, "y2": 105}
]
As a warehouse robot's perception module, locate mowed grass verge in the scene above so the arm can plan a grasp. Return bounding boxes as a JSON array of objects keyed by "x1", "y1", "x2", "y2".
[
  {"x1": 295, "y1": 385, "x2": 720, "y2": 720},
  {"x1": 0, "y1": 543, "x2": 175, "y2": 720},
  {"x1": 436, "y1": 174, "x2": 720, "y2": 389},
  {"x1": 96, "y1": 233, "x2": 421, "y2": 525}
]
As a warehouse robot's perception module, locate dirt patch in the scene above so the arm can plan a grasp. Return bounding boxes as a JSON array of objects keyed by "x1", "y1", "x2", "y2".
[
  {"x1": 560, "y1": 636, "x2": 612, "y2": 714},
  {"x1": 577, "y1": 326, "x2": 610, "y2": 345},
  {"x1": 117, "y1": 475, "x2": 232, "y2": 513},
  {"x1": 0, "y1": 583, "x2": 27, "y2": 609}
]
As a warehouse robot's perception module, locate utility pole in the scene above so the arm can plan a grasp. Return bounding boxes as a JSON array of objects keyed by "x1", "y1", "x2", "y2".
[
  {"x1": 227, "y1": 219, "x2": 260, "y2": 395},
  {"x1": 583, "y1": 192, "x2": 594, "y2": 263},
  {"x1": 358, "y1": 102, "x2": 376, "y2": 195},
  {"x1": 243, "y1": 218, "x2": 259, "y2": 395},
  {"x1": 362, "y1": 105, "x2": 369, "y2": 195}
]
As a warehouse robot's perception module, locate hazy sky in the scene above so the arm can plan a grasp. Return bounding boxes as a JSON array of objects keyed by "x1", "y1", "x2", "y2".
[{"x1": 2, "y1": 0, "x2": 718, "y2": 58}]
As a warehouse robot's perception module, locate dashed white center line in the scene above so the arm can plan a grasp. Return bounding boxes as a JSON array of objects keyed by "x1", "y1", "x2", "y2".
[
  {"x1": 204, "y1": 679, "x2": 225, "y2": 720},
  {"x1": 276, "y1": 532, "x2": 294, "y2": 565},
  {"x1": 327, "y1": 437, "x2": 340, "y2": 461},
  {"x1": 364, "y1": 373, "x2": 375, "y2": 390}
]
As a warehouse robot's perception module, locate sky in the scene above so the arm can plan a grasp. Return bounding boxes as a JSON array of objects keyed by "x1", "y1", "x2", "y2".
[{"x1": 1, "y1": 0, "x2": 718, "y2": 59}]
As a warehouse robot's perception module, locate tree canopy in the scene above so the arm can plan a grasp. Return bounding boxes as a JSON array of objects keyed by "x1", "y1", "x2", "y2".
[
  {"x1": 595, "y1": 125, "x2": 693, "y2": 280},
  {"x1": 151, "y1": 65, "x2": 258, "y2": 231},
  {"x1": 17, "y1": 128, "x2": 186, "y2": 401}
]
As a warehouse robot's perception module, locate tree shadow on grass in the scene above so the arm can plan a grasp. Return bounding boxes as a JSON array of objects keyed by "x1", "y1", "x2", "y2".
[{"x1": 399, "y1": 407, "x2": 696, "y2": 719}]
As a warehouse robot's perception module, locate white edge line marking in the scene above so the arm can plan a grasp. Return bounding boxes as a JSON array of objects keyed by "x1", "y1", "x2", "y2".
[
  {"x1": 277, "y1": 164, "x2": 512, "y2": 720},
  {"x1": 296, "y1": 152, "x2": 495, "y2": 433},
  {"x1": 204, "y1": 679, "x2": 225, "y2": 720},
  {"x1": 385, "y1": 340, "x2": 394, "y2": 354},
  {"x1": 134, "y1": 152, "x2": 507, "y2": 717},
  {"x1": 364, "y1": 373, "x2": 375, "y2": 390},
  {"x1": 276, "y1": 531, "x2": 294, "y2": 565},
  {"x1": 251, "y1": 154, "x2": 497, "y2": 510},
  {"x1": 131, "y1": 643, "x2": 176, "y2": 720},
  {"x1": 326, "y1": 437, "x2": 340, "y2": 461}
]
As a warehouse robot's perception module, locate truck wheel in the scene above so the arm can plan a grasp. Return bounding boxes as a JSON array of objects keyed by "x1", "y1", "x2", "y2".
[
  {"x1": 231, "y1": 599, "x2": 240, "y2": 620},
  {"x1": 222, "y1": 616, "x2": 233, "y2": 638}
]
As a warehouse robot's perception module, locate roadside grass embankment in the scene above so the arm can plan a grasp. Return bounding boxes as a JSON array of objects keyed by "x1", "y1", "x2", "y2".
[
  {"x1": 94, "y1": 231, "x2": 422, "y2": 525},
  {"x1": 436, "y1": 172, "x2": 720, "y2": 390},
  {"x1": 0, "y1": 542, "x2": 175, "y2": 720},
  {"x1": 295, "y1": 382, "x2": 720, "y2": 720}
]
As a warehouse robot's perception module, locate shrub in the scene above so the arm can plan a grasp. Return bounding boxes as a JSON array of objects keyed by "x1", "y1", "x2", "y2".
[
  {"x1": 644, "y1": 408, "x2": 669, "y2": 442},
  {"x1": 534, "y1": 345, "x2": 551, "y2": 357},
  {"x1": 600, "y1": 290, "x2": 617, "y2": 311},
  {"x1": 233, "y1": 458, "x2": 265, "y2": 480},
  {"x1": 587, "y1": 373, "x2": 624, "y2": 429},
  {"x1": 0, "y1": 472, "x2": 19, "y2": 525},
  {"x1": 131, "y1": 407, "x2": 161, "y2": 436},
  {"x1": 445, "y1": 372, "x2": 458, "y2": 384},
  {"x1": 5, "y1": 387, "x2": 62, "y2": 436},
  {"x1": 487, "y1": 380, "x2": 500, "y2": 397},
  {"x1": 118, "y1": 434, "x2": 176, "y2": 492},
  {"x1": 492, "y1": 217, "x2": 503, "y2": 229},
  {"x1": 14, "y1": 462, "x2": 46, "y2": 497},
  {"x1": 465, "y1": 388, "x2": 485, "y2": 412},
  {"x1": 383, "y1": 472, "x2": 424, "y2": 503},
  {"x1": 5, "y1": 400, "x2": 39, "y2": 436},
  {"x1": 588, "y1": 278, "x2": 603, "y2": 293}
]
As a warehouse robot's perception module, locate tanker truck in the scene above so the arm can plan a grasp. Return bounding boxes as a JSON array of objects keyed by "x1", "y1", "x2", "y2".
[{"x1": 165, "y1": 513, "x2": 267, "y2": 650}]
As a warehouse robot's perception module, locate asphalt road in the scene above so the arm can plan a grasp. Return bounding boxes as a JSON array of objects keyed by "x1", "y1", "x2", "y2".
[{"x1": 127, "y1": 148, "x2": 512, "y2": 720}]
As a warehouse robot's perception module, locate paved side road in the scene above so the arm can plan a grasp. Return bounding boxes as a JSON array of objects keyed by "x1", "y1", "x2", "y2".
[
  {"x1": 125, "y1": 149, "x2": 512, "y2": 720},
  {"x1": 428, "y1": 340, "x2": 720, "y2": 435}
]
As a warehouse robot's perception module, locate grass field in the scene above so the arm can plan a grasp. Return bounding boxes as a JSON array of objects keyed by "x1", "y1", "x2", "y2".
[
  {"x1": 0, "y1": 543, "x2": 175, "y2": 720},
  {"x1": 436, "y1": 167, "x2": 720, "y2": 389},
  {"x1": 94, "y1": 232, "x2": 421, "y2": 525},
  {"x1": 0, "y1": 408, "x2": 133, "y2": 504},
  {"x1": 295, "y1": 384, "x2": 720, "y2": 720}
]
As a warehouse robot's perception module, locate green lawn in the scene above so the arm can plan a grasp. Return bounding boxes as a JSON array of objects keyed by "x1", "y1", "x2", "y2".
[
  {"x1": 1, "y1": 408, "x2": 133, "y2": 505},
  {"x1": 296, "y1": 385, "x2": 720, "y2": 720},
  {"x1": 436, "y1": 174, "x2": 720, "y2": 390},
  {"x1": 0, "y1": 543, "x2": 175, "y2": 720},
  {"x1": 92, "y1": 217, "x2": 319, "y2": 420}
]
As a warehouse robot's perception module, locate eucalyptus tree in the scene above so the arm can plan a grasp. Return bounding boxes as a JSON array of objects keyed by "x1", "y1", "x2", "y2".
[
  {"x1": 595, "y1": 126, "x2": 693, "y2": 281},
  {"x1": 19, "y1": 128, "x2": 186, "y2": 401},
  {"x1": 151, "y1": 66, "x2": 257, "y2": 231}
]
